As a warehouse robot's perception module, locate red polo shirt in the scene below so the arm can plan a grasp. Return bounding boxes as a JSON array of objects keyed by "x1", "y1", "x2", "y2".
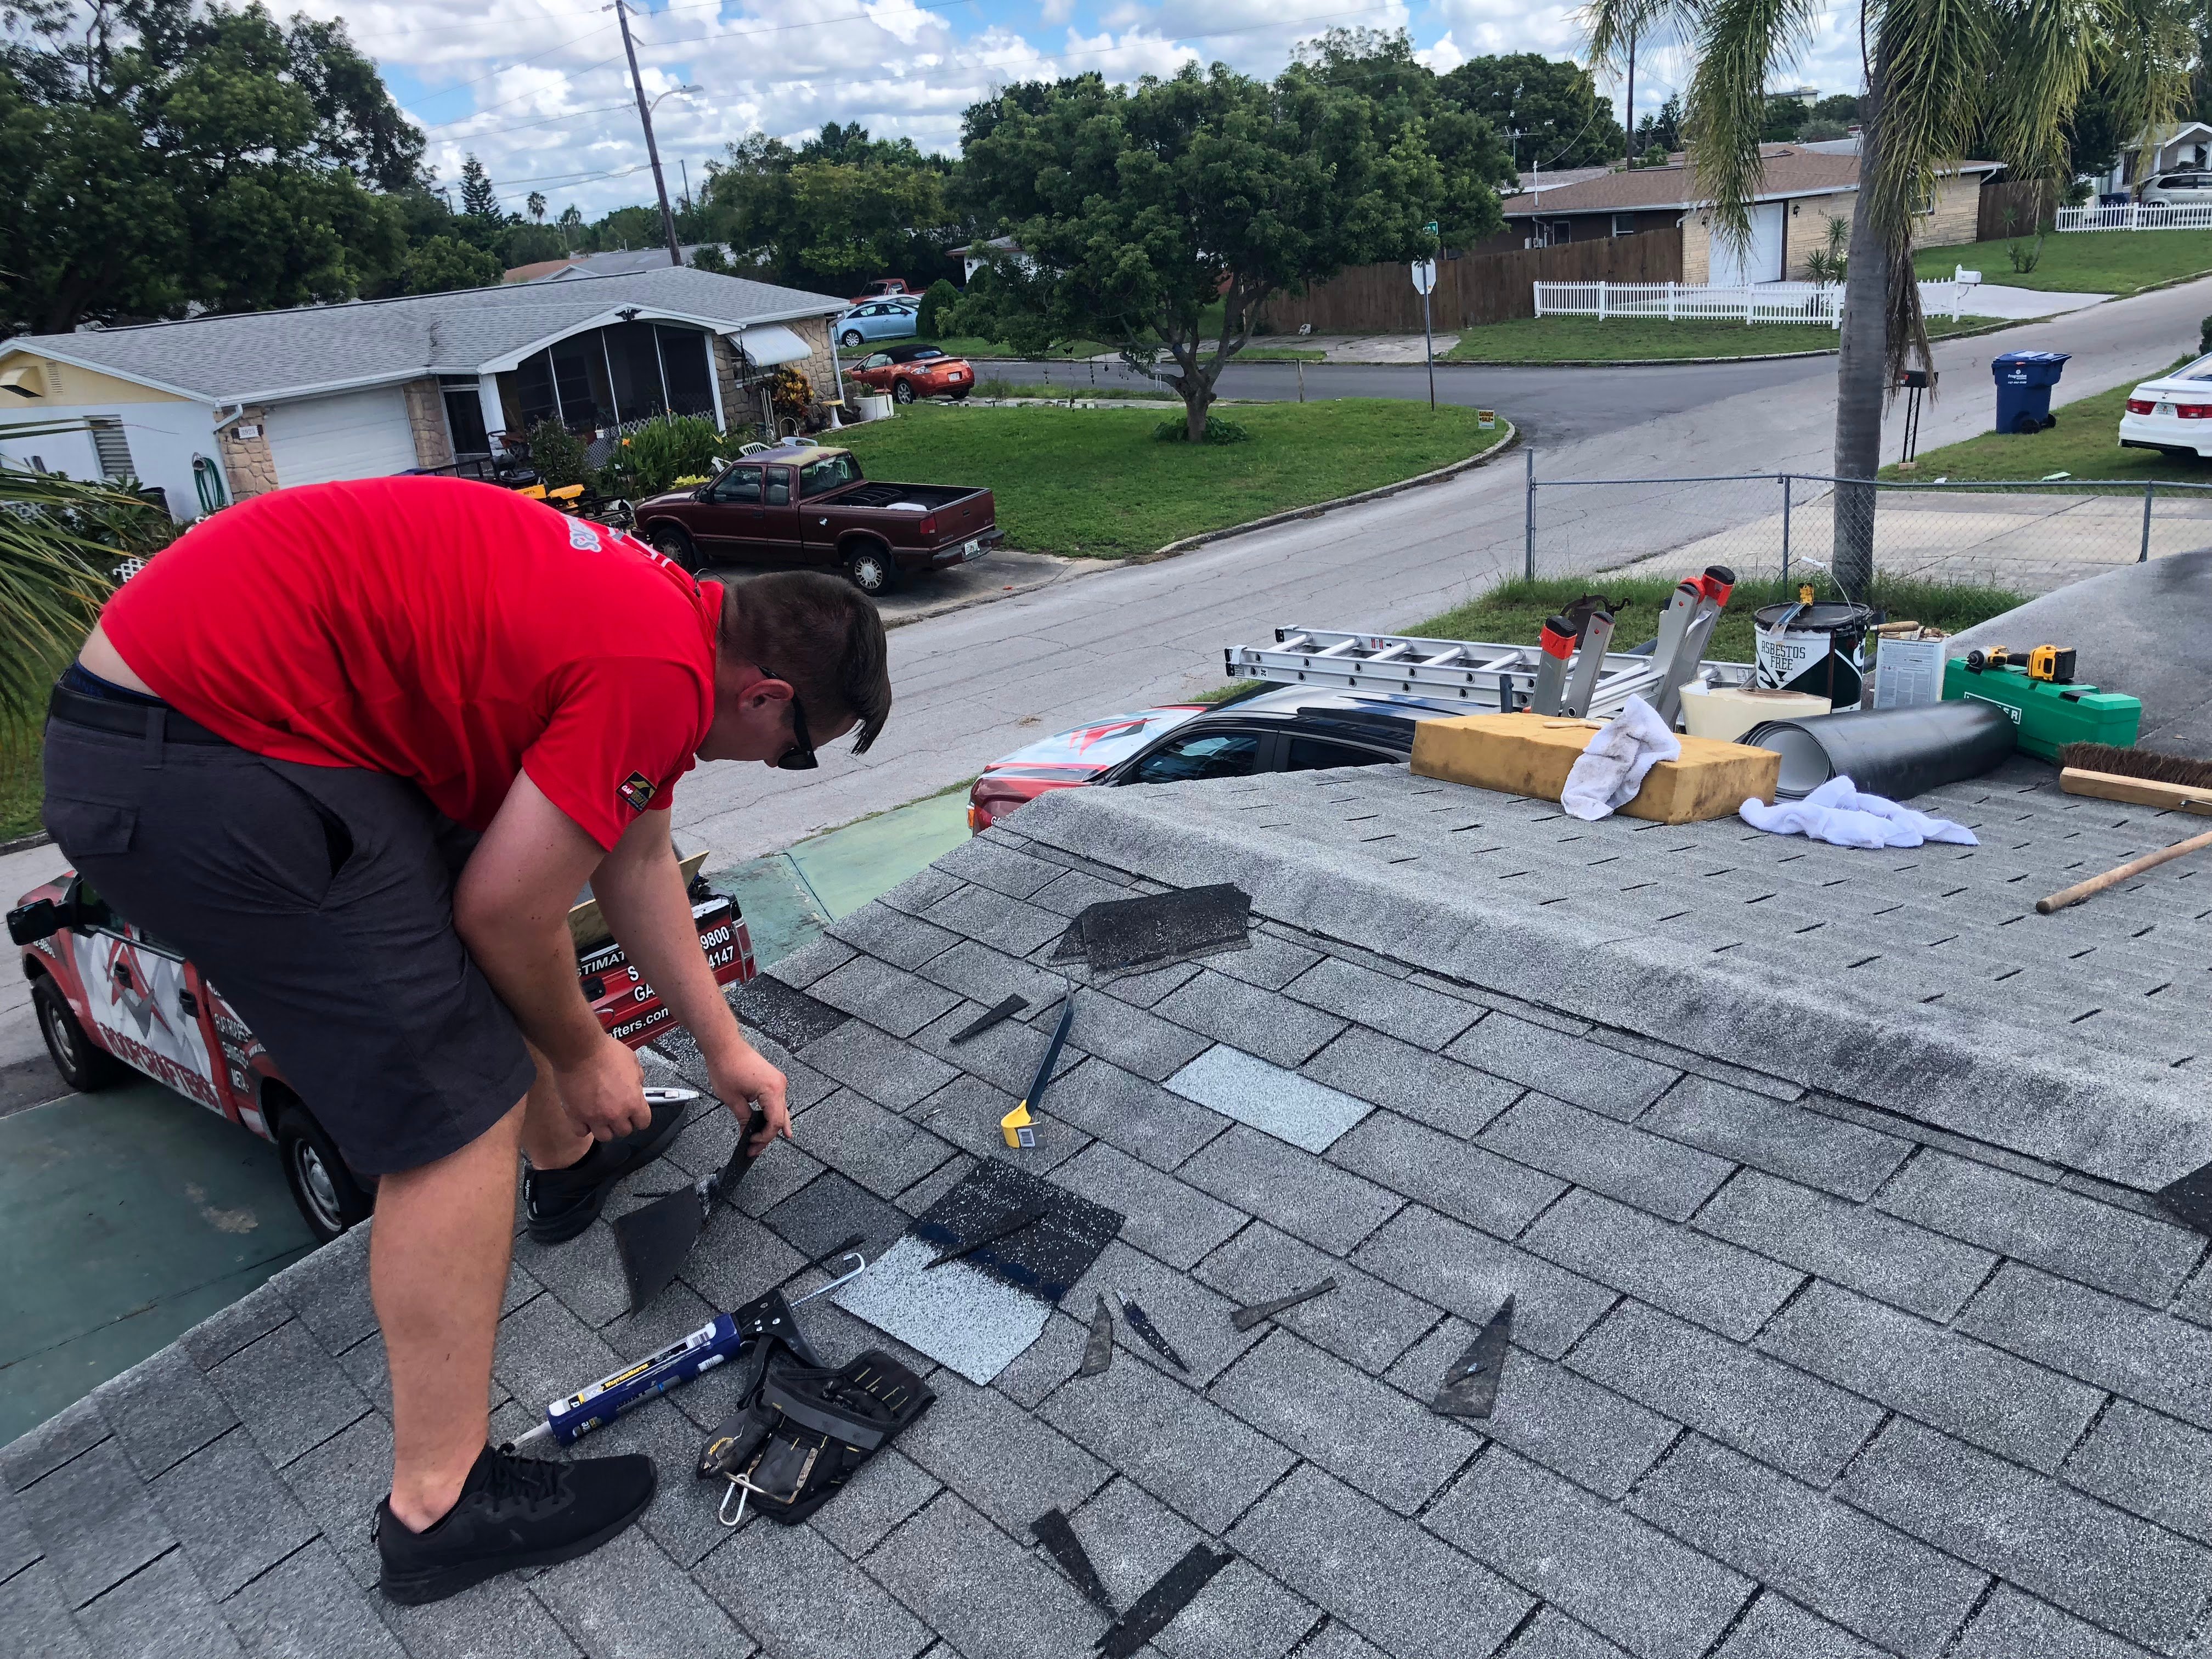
[{"x1": 102, "y1": 476, "x2": 722, "y2": 850}]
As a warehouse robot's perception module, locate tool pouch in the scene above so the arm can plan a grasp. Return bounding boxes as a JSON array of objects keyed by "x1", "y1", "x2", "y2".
[{"x1": 697, "y1": 1347, "x2": 933, "y2": 1526}]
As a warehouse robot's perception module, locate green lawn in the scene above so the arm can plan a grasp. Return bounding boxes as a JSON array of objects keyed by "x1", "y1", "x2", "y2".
[
  {"x1": 1241, "y1": 347, "x2": 1329, "y2": 362},
  {"x1": 919, "y1": 335, "x2": 1114, "y2": 361},
  {"x1": 1410, "y1": 574, "x2": 2026, "y2": 665},
  {"x1": 834, "y1": 400, "x2": 1511, "y2": 557},
  {"x1": 971, "y1": 377, "x2": 1177, "y2": 402},
  {"x1": 1880, "y1": 366, "x2": 2212, "y2": 484},
  {"x1": 1912, "y1": 231, "x2": 2212, "y2": 295},
  {"x1": 1443, "y1": 314, "x2": 1984, "y2": 363}
]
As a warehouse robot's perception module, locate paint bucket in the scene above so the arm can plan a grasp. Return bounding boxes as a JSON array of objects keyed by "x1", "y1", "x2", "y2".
[
  {"x1": 1753, "y1": 601, "x2": 1876, "y2": 708},
  {"x1": 1678, "y1": 684, "x2": 1831, "y2": 744}
]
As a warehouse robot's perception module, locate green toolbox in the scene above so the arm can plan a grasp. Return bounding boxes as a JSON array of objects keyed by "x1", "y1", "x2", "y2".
[{"x1": 1942, "y1": 650, "x2": 2141, "y2": 761}]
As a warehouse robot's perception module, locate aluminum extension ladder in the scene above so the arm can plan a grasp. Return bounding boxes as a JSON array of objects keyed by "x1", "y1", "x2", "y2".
[{"x1": 1224, "y1": 627, "x2": 1756, "y2": 718}]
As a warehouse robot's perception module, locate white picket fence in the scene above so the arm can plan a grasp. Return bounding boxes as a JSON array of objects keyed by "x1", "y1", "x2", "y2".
[
  {"x1": 1534, "y1": 280, "x2": 1842, "y2": 325},
  {"x1": 2057, "y1": 202, "x2": 2212, "y2": 232}
]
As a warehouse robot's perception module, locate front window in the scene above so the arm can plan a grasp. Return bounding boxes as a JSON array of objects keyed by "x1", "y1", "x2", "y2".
[
  {"x1": 711, "y1": 466, "x2": 763, "y2": 503},
  {"x1": 799, "y1": 453, "x2": 861, "y2": 497},
  {"x1": 861, "y1": 353, "x2": 891, "y2": 370}
]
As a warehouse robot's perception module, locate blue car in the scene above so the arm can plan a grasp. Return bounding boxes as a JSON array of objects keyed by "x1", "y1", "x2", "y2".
[{"x1": 834, "y1": 300, "x2": 918, "y2": 348}]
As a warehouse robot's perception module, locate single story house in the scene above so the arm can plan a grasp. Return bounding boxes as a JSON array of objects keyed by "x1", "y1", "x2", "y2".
[
  {"x1": 0, "y1": 267, "x2": 848, "y2": 518},
  {"x1": 2093, "y1": 121, "x2": 2212, "y2": 197},
  {"x1": 950, "y1": 236, "x2": 1026, "y2": 283},
  {"x1": 1497, "y1": 144, "x2": 2000, "y2": 284}
]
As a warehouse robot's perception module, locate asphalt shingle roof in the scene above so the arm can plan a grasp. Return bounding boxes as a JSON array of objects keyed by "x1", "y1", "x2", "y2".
[
  {"x1": 8, "y1": 755, "x2": 2212, "y2": 1658},
  {"x1": 6, "y1": 267, "x2": 845, "y2": 404}
]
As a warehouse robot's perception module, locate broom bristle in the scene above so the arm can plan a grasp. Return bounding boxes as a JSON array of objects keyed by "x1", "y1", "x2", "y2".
[{"x1": 2058, "y1": 743, "x2": 2212, "y2": 791}]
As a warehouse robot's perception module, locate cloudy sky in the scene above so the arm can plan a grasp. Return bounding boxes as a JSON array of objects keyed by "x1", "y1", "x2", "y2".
[{"x1": 318, "y1": 0, "x2": 1870, "y2": 222}]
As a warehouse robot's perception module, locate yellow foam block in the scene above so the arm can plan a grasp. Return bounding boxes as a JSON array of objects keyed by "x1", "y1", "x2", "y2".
[{"x1": 1409, "y1": 710, "x2": 1779, "y2": 825}]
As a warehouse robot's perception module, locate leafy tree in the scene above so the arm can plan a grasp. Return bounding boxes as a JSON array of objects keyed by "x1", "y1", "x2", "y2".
[
  {"x1": 587, "y1": 204, "x2": 665, "y2": 251},
  {"x1": 503, "y1": 222, "x2": 571, "y2": 267},
  {"x1": 459, "y1": 153, "x2": 500, "y2": 221},
  {"x1": 0, "y1": 0, "x2": 420, "y2": 332},
  {"x1": 701, "y1": 127, "x2": 967, "y2": 291},
  {"x1": 402, "y1": 235, "x2": 502, "y2": 295},
  {"x1": 689, "y1": 241, "x2": 732, "y2": 273},
  {"x1": 1809, "y1": 92, "x2": 1862, "y2": 126},
  {"x1": 1588, "y1": 0, "x2": 2187, "y2": 589},
  {"x1": 1294, "y1": 26, "x2": 1517, "y2": 215},
  {"x1": 1762, "y1": 92, "x2": 1809, "y2": 142},
  {"x1": 1438, "y1": 54, "x2": 1626, "y2": 174},
  {"x1": 527, "y1": 190, "x2": 546, "y2": 221},
  {"x1": 1634, "y1": 91, "x2": 1683, "y2": 155},
  {"x1": 953, "y1": 63, "x2": 1486, "y2": 440},
  {"x1": 917, "y1": 278, "x2": 960, "y2": 336}
]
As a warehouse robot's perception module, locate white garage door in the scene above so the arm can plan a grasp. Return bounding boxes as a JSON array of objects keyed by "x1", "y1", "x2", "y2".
[
  {"x1": 1709, "y1": 202, "x2": 1786, "y2": 286},
  {"x1": 265, "y1": 387, "x2": 419, "y2": 489}
]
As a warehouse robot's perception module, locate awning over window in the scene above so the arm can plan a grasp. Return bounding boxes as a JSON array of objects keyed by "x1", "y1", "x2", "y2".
[
  {"x1": 726, "y1": 324, "x2": 810, "y2": 368},
  {"x1": 1, "y1": 363, "x2": 47, "y2": 398}
]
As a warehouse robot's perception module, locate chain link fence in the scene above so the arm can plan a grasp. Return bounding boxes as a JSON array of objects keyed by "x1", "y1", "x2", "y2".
[{"x1": 1520, "y1": 459, "x2": 2212, "y2": 597}]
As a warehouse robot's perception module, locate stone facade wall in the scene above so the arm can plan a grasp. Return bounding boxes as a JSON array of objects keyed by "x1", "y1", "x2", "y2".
[
  {"x1": 402, "y1": 377, "x2": 454, "y2": 469},
  {"x1": 216, "y1": 407, "x2": 278, "y2": 501}
]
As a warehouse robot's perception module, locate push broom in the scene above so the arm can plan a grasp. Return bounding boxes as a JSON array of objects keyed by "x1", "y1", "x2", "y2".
[{"x1": 2039, "y1": 743, "x2": 2212, "y2": 913}]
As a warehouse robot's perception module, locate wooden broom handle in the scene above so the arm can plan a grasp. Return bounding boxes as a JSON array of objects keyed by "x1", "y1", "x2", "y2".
[{"x1": 2037, "y1": 826, "x2": 2212, "y2": 915}]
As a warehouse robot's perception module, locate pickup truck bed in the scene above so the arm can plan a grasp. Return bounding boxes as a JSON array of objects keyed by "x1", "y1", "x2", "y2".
[{"x1": 836, "y1": 482, "x2": 975, "y2": 510}]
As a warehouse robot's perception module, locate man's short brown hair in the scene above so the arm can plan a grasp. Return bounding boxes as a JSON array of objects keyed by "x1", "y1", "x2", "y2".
[{"x1": 719, "y1": 572, "x2": 892, "y2": 753}]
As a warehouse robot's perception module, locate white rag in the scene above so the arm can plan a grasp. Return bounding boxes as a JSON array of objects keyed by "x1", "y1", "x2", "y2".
[
  {"x1": 1739, "y1": 775, "x2": 1978, "y2": 848},
  {"x1": 1560, "y1": 696, "x2": 1680, "y2": 821}
]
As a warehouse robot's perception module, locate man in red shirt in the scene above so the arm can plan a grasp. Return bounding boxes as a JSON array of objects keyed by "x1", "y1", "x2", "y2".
[{"x1": 41, "y1": 475, "x2": 891, "y2": 1604}]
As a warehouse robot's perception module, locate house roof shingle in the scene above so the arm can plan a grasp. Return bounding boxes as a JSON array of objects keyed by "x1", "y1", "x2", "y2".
[
  {"x1": 2, "y1": 267, "x2": 845, "y2": 405},
  {"x1": 8, "y1": 752, "x2": 2212, "y2": 1658}
]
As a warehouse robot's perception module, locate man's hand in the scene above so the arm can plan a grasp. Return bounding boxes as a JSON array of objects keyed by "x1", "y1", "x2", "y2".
[
  {"x1": 553, "y1": 1035, "x2": 650, "y2": 1142},
  {"x1": 709, "y1": 1045, "x2": 791, "y2": 1156}
]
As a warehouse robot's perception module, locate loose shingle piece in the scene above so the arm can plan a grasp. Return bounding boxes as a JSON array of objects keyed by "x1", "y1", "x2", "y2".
[
  {"x1": 25, "y1": 754, "x2": 2212, "y2": 1659},
  {"x1": 1056, "y1": 883, "x2": 1253, "y2": 974}
]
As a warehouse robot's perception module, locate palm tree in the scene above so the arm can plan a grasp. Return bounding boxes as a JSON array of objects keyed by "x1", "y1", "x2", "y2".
[
  {"x1": 1587, "y1": 0, "x2": 2190, "y2": 589},
  {"x1": 1, "y1": 420, "x2": 137, "y2": 734}
]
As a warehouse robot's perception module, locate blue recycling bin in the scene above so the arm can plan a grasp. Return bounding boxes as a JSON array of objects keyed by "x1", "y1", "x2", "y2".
[{"x1": 1992, "y1": 349, "x2": 2069, "y2": 434}]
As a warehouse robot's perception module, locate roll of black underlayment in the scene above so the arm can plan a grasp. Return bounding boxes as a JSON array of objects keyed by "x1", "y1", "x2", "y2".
[{"x1": 1742, "y1": 701, "x2": 2018, "y2": 802}]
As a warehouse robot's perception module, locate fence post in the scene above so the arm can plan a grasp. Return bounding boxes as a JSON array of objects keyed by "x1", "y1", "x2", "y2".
[
  {"x1": 1598, "y1": 283, "x2": 1608, "y2": 322},
  {"x1": 1524, "y1": 448, "x2": 1536, "y2": 581},
  {"x1": 1781, "y1": 475, "x2": 1792, "y2": 582},
  {"x1": 1668, "y1": 281, "x2": 1678, "y2": 321},
  {"x1": 1746, "y1": 287, "x2": 1754, "y2": 326},
  {"x1": 2142, "y1": 479, "x2": 2155, "y2": 563}
]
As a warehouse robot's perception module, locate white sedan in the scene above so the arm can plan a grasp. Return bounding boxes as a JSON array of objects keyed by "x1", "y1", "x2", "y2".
[{"x1": 2120, "y1": 354, "x2": 2212, "y2": 458}]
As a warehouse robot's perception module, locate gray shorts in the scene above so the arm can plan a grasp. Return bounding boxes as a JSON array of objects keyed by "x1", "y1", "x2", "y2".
[{"x1": 41, "y1": 711, "x2": 536, "y2": 1176}]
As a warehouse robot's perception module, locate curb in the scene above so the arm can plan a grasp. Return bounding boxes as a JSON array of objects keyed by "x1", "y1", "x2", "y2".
[
  {"x1": 0, "y1": 831, "x2": 53, "y2": 856},
  {"x1": 1137, "y1": 424, "x2": 1521, "y2": 563}
]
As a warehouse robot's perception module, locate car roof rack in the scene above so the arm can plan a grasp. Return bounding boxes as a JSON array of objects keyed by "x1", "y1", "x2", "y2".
[{"x1": 1228, "y1": 627, "x2": 1754, "y2": 719}]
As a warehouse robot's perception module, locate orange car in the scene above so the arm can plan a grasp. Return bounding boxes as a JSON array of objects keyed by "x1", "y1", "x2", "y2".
[{"x1": 846, "y1": 344, "x2": 975, "y2": 404}]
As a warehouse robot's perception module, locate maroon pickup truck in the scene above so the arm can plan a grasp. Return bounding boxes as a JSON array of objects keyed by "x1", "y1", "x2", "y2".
[{"x1": 635, "y1": 445, "x2": 1001, "y2": 596}]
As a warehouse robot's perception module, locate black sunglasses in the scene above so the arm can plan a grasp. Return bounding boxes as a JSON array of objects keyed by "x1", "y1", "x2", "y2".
[{"x1": 766, "y1": 672, "x2": 817, "y2": 770}]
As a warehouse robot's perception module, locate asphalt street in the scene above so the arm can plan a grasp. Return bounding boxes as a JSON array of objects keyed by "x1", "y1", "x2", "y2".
[
  {"x1": 672, "y1": 276, "x2": 2212, "y2": 857},
  {"x1": 992, "y1": 354, "x2": 1836, "y2": 447}
]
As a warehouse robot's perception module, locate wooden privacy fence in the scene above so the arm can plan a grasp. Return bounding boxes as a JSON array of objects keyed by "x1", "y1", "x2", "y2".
[
  {"x1": 1979, "y1": 179, "x2": 2057, "y2": 240},
  {"x1": 1259, "y1": 229, "x2": 1684, "y2": 333}
]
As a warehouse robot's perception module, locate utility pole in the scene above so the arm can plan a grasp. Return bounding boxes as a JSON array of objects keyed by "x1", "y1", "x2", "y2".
[
  {"x1": 610, "y1": 0, "x2": 683, "y2": 266},
  {"x1": 679, "y1": 158, "x2": 691, "y2": 215},
  {"x1": 1623, "y1": 30, "x2": 1637, "y2": 170}
]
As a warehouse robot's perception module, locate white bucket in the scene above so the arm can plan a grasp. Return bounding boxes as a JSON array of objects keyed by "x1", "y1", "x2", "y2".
[
  {"x1": 855, "y1": 394, "x2": 894, "y2": 421},
  {"x1": 1679, "y1": 684, "x2": 1832, "y2": 744}
]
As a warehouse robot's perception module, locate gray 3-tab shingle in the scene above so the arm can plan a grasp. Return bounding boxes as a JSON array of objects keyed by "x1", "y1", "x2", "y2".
[
  {"x1": 1628, "y1": 1436, "x2": 1988, "y2": 1658},
  {"x1": 146, "y1": 1427, "x2": 314, "y2": 1601},
  {"x1": 1059, "y1": 990, "x2": 1214, "y2": 1081},
  {"x1": 799, "y1": 1018, "x2": 960, "y2": 1110},
  {"x1": 896, "y1": 1372, "x2": 1110, "y2": 1534},
  {"x1": 1567, "y1": 1301, "x2": 1884, "y2": 1486},
  {"x1": 1475, "y1": 1093, "x2": 1733, "y2": 1221},
  {"x1": 532, "y1": 1526, "x2": 756, "y2": 1659},
  {"x1": 13, "y1": 1438, "x2": 174, "y2": 1611},
  {"x1": 2062, "y1": 1399, "x2": 2212, "y2": 1546},
  {"x1": 1195, "y1": 1220, "x2": 1440, "y2": 1375},
  {"x1": 806, "y1": 953, "x2": 964, "y2": 1037},
  {"x1": 1354, "y1": 1204, "x2": 1615, "y2": 1360},
  {"x1": 1877, "y1": 1149, "x2": 2204, "y2": 1305},
  {"x1": 221, "y1": 1538, "x2": 409, "y2": 1659},
  {"x1": 1066, "y1": 1239, "x2": 1266, "y2": 1386},
  {"x1": 1521, "y1": 1190, "x2": 1804, "y2": 1341},
  {"x1": 1181, "y1": 1124, "x2": 1401, "y2": 1252},
  {"x1": 1839, "y1": 1417, "x2": 2212, "y2": 1650},
  {"x1": 1694, "y1": 1169, "x2": 1999, "y2": 1321},
  {"x1": 1712, "y1": 1595, "x2": 1889, "y2": 1659},
  {"x1": 1052, "y1": 1142, "x2": 1246, "y2": 1269},
  {"x1": 96, "y1": 1345, "x2": 238, "y2": 1485},
  {"x1": 1957, "y1": 1263, "x2": 2212, "y2": 1430},
  {"x1": 923, "y1": 883, "x2": 1071, "y2": 956},
  {"x1": 1283, "y1": 956, "x2": 1482, "y2": 1049},
  {"x1": 823, "y1": 901, "x2": 955, "y2": 971},
  {"x1": 1447, "y1": 1014, "x2": 1681, "y2": 1121},
  {"x1": 910, "y1": 1071, "x2": 1087, "y2": 1173},
  {"x1": 71, "y1": 1545, "x2": 244, "y2": 1659},
  {"x1": 1949, "y1": 1584, "x2": 2161, "y2": 1659},
  {"x1": 694, "y1": 1510, "x2": 930, "y2": 1659},
  {"x1": 1329, "y1": 1110, "x2": 1566, "y2": 1239},
  {"x1": 1161, "y1": 1042, "x2": 1375, "y2": 1155},
  {"x1": 1228, "y1": 1463, "x2": 1534, "y2": 1659},
  {"x1": 935, "y1": 833, "x2": 1069, "y2": 900},
  {"x1": 1208, "y1": 1329, "x2": 1480, "y2": 1514},
  {"x1": 1299, "y1": 1026, "x2": 1525, "y2": 1140},
  {"x1": 1757, "y1": 1280, "x2": 2102, "y2": 1473},
  {"x1": 865, "y1": 1492, "x2": 1115, "y2": 1659},
  {"x1": 1425, "y1": 1447, "x2": 1753, "y2": 1659},
  {"x1": 1155, "y1": 973, "x2": 1348, "y2": 1069},
  {"x1": 1641, "y1": 1079, "x2": 1913, "y2": 1201},
  {"x1": 1032, "y1": 1058, "x2": 1226, "y2": 1171},
  {"x1": 776, "y1": 1088, "x2": 952, "y2": 1199}
]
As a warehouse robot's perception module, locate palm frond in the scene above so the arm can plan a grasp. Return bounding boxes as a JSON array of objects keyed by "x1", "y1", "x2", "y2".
[
  {"x1": 0, "y1": 420, "x2": 136, "y2": 731},
  {"x1": 1683, "y1": 0, "x2": 1825, "y2": 252}
]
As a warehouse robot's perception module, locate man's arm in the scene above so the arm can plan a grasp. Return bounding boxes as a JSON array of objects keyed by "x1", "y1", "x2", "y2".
[
  {"x1": 454, "y1": 773, "x2": 651, "y2": 1141},
  {"x1": 591, "y1": 808, "x2": 791, "y2": 1154}
]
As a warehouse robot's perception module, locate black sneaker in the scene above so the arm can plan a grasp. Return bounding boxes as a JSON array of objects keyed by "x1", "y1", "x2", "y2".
[
  {"x1": 375, "y1": 1443, "x2": 656, "y2": 1605},
  {"x1": 523, "y1": 1093, "x2": 687, "y2": 1244}
]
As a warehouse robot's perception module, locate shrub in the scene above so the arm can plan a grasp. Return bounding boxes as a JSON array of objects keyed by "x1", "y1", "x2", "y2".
[
  {"x1": 917, "y1": 278, "x2": 961, "y2": 337},
  {"x1": 2199, "y1": 313, "x2": 2212, "y2": 356},
  {"x1": 2006, "y1": 238, "x2": 2042, "y2": 275},
  {"x1": 768, "y1": 366, "x2": 813, "y2": 424},
  {"x1": 526, "y1": 420, "x2": 590, "y2": 489},
  {"x1": 1152, "y1": 414, "x2": 1250, "y2": 445},
  {"x1": 608, "y1": 415, "x2": 725, "y2": 496}
]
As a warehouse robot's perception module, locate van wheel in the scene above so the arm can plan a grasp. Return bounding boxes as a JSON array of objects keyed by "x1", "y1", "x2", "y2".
[
  {"x1": 650, "y1": 524, "x2": 699, "y2": 572},
  {"x1": 33, "y1": 975, "x2": 127, "y2": 1092},
  {"x1": 272, "y1": 1095, "x2": 376, "y2": 1243},
  {"x1": 845, "y1": 541, "x2": 901, "y2": 596},
  {"x1": 841, "y1": 330, "x2": 864, "y2": 348},
  {"x1": 892, "y1": 379, "x2": 916, "y2": 405}
]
